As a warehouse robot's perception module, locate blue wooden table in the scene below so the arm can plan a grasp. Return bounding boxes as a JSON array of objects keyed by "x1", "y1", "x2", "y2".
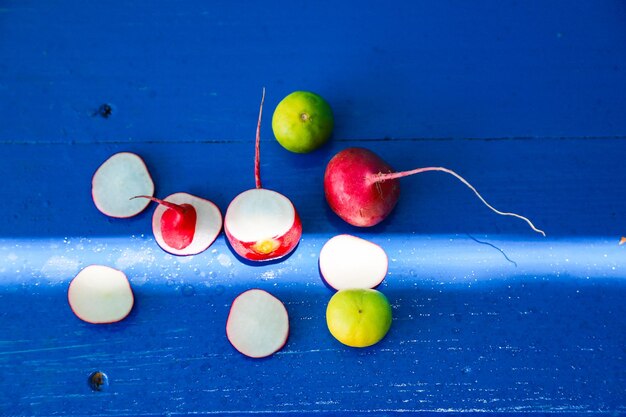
[{"x1": 1, "y1": 1, "x2": 625, "y2": 415}]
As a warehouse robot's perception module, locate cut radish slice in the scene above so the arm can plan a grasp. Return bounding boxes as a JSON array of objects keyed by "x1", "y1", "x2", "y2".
[
  {"x1": 146, "y1": 192, "x2": 222, "y2": 256},
  {"x1": 319, "y1": 234, "x2": 388, "y2": 290},
  {"x1": 68, "y1": 265, "x2": 134, "y2": 324},
  {"x1": 92, "y1": 152, "x2": 155, "y2": 218},
  {"x1": 224, "y1": 188, "x2": 302, "y2": 261},
  {"x1": 226, "y1": 289, "x2": 289, "y2": 358}
]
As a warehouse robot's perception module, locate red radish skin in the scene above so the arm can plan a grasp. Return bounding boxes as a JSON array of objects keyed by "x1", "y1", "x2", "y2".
[
  {"x1": 225, "y1": 212, "x2": 302, "y2": 261},
  {"x1": 134, "y1": 193, "x2": 223, "y2": 256},
  {"x1": 133, "y1": 196, "x2": 197, "y2": 250},
  {"x1": 224, "y1": 89, "x2": 303, "y2": 261},
  {"x1": 325, "y1": 148, "x2": 399, "y2": 227},
  {"x1": 160, "y1": 203, "x2": 196, "y2": 249},
  {"x1": 324, "y1": 147, "x2": 545, "y2": 235},
  {"x1": 254, "y1": 90, "x2": 263, "y2": 190}
]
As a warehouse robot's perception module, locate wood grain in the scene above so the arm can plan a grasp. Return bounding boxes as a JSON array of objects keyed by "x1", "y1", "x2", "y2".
[
  {"x1": 1, "y1": 0, "x2": 625, "y2": 415},
  {"x1": 1, "y1": 1, "x2": 626, "y2": 143},
  {"x1": 0, "y1": 138, "x2": 624, "y2": 415}
]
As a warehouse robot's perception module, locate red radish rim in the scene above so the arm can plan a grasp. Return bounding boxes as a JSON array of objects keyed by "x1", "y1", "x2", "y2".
[
  {"x1": 92, "y1": 152, "x2": 155, "y2": 218},
  {"x1": 151, "y1": 192, "x2": 223, "y2": 256},
  {"x1": 225, "y1": 288, "x2": 290, "y2": 358},
  {"x1": 67, "y1": 265, "x2": 135, "y2": 324},
  {"x1": 223, "y1": 210, "x2": 302, "y2": 262},
  {"x1": 319, "y1": 234, "x2": 388, "y2": 290}
]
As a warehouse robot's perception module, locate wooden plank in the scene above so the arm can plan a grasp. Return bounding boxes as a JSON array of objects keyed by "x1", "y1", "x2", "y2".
[
  {"x1": 0, "y1": 138, "x2": 624, "y2": 237},
  {"x1": 1, "y1": 1, "x2": 626, "y2": 142},
  {"x1": 0, "y1": 235, "x2": 624, "y2": 415},
  {"x1": 1, "y1": 0, "x2": 626, "y2": 414}
]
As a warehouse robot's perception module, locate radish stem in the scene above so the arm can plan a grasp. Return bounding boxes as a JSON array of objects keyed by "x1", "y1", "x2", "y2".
[
  {"x1": 131, "y1": 195, "x2": 187, "y2": 216},
  {"x1": 255, "y1": 88, "x2": 266, "y2": 189},
  {"x1": 368, "y1": 167, "x2": 546, "y2": 236}
]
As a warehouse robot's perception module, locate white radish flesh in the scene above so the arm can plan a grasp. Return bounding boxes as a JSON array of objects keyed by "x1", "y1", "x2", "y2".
[
  {"x1": 92, "y1": 152, "x2": 155, "y2": 218},
  {"x1": 225, "y1": 189, "x2": 296, "y2": 243},
  {"x1": 68, "y1": 265, "x2": 134, "y2": 324},
  {"x1": 226, "y1": 289, "x2": 289, "y2": 358},
  {"x1": 319, "y1": 234, "x2": 388, "y2": 290}
]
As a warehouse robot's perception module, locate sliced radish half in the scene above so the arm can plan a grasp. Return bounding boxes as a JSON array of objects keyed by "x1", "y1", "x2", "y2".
[
  {"x1": 224, "y1": 188, "x2": 302, "y2": 261},
  {"x1": 226, "y1": 289, "x2": 289, "y2": 358},
  {"x1": 224, "y1": 89, "x2": 302, "y2": 262},
  {"x1": 92, "y1": 152, "x2": 155, "y2": 218},
  {"x1": 319, "y1": 234, "x2": 388, "y2": 290},
  {"x1": 68, "y1": 265, "x2": 134, "y2": 324},
  {"x1": 142, "y1": 192, "x2": 222, "y2": 256}
]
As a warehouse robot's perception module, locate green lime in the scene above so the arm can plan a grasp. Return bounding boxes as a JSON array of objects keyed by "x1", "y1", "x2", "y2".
[{"x1": 271, "y1": 91, "x2": 334, "y2": 153}]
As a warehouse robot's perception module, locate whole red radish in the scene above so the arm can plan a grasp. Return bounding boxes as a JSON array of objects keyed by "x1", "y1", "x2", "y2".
[
  {"x1": 324, "y1": 147, "x2": 545, "y2": 235},
  {"x1": 324, "y1": 148, "x2": 399, "y2": 227},
  {"x1": 224, "y1": 89, "x2": 303, "y2": 262}
]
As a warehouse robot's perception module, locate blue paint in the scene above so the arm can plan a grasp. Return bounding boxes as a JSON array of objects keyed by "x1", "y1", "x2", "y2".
[
  {"x1": 0, "y1": 236, "x2": 625, "y2": 413},
  {"x1": 0, "y1": 138, "x2": 625, "y2": 237},
  {"x1": 1, "y1": 1, "x2": 626, "y2": 142},
  {"x1": 0, "y1": 0, "x2": 625, "y2": 415}
]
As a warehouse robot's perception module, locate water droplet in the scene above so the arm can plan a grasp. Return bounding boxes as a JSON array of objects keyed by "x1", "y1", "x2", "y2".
[
  {"x1": 181, "y1": 284, "x2": 195, "y2": 297},
  {"x1": 88, "y1": 371, "x2": 109, "y2": 391}
]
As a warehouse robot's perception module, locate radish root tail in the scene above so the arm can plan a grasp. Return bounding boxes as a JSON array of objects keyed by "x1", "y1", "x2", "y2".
[
  {"x1": 370, "y1": 167, "x2": 546, "y2": 236},
  {"x1": 254, "y1": 88, "x2": 266, "y2": 189}
]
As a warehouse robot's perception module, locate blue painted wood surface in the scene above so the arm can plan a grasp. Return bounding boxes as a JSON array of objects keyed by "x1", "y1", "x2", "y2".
[
  {"x1": 1, "y1": 1, "x2": 625, "y2": 416},
  {"x1": 1, "y1": 0, "x2": 626, "y2": 142}
]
